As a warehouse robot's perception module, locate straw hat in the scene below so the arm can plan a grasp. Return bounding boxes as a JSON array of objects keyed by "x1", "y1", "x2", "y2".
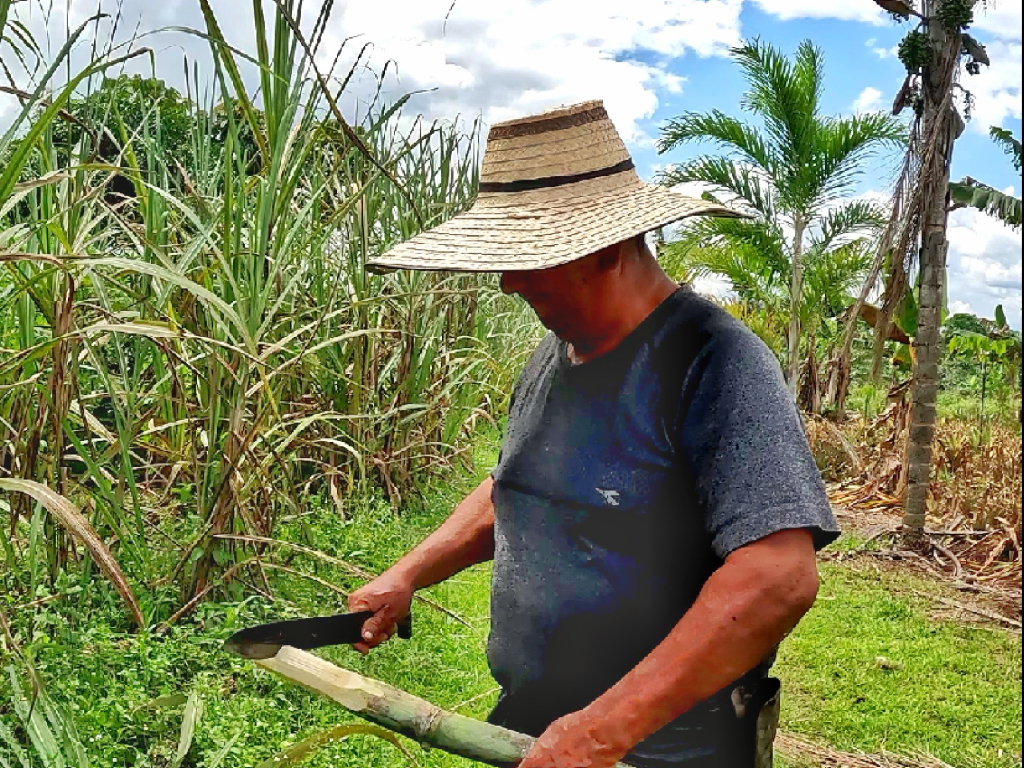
[{"x1": 365, "y1": 99, "x2": 740, "y2": 273}]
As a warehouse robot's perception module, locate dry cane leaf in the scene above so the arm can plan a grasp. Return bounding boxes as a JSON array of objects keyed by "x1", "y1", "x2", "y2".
[{"x1": 0, "y1": 478, "x2": 144, "y2": 628}]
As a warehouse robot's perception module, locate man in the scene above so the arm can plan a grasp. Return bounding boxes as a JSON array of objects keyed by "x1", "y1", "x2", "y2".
[{"x1": 352, "y1": 100, "x2": 839, "y2": 767}]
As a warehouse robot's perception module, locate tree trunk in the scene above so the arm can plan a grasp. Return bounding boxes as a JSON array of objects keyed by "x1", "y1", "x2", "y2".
[
  {"x1": 978, "y1": 359, "x2": 987, "y2": 443},
  {"x1": 799, "y1": 331, "x2": 821, "y2": 414},
  {"x1": 902, "y1": 2, "x2": 962, "y2": 536},
  {"x1": 787, "y1": 218, "x2": 807, "y2": 399}
]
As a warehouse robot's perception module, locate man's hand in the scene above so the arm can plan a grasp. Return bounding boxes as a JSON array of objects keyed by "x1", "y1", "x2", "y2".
[
  {"x1": 344, "y1": 477, "x2": 495, "y2": 655},
  {"x1": 347, "y1": 570, "x2": 415, "y2": 654},
  {"x1": 518, "y1": 709, "x2": 630, "y2": 768}
]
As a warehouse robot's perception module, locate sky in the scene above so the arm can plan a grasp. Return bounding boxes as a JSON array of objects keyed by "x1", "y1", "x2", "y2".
[{"x1": 3, "y1": 0, "x2": 1021, "y2": 328}]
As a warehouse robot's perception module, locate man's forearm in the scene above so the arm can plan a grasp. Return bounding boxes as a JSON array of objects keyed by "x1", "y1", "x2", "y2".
[
  {"x1": 585, "y1": 529, "x2": 819, "y2": 752},
  {"x1": 387, "y1": 476, "x2": 496, "y2": 591}
]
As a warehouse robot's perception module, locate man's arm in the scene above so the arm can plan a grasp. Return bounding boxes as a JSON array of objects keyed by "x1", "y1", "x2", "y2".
[
  {"x1": 519, "y1": 528, "x2": 819, "y2": 768},
  {"x1": 348, "y1": 476, "x2": 496, "y2": 653}
]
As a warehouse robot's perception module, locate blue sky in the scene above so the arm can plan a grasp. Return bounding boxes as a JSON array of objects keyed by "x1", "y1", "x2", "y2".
[
  {"x1": 3, "y1": 0, "x2": 1021, "y2": 325},
  {"x1": 633, "y1": 5, "x2": 1022, "y2": 192}
]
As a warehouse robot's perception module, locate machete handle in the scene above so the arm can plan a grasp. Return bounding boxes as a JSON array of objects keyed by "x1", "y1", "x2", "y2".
[{"x1": 396, "y1": 613, "x2": 412, "y2": 640}]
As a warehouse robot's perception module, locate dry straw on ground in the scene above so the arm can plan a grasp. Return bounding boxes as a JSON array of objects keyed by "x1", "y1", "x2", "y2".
[
  {"x1": 777, "y1": 732, "x2": 957, "y2": 768},
  {"x1": 806, "y1": 395, "x2": 1022, "y2": 590}
]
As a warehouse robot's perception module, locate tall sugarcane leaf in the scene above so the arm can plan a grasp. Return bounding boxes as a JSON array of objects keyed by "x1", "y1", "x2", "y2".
[
  {"x1": 0, "y1": 479, "x2": 144, "y2": 628},
  {"x1": 0, "y1": 46, "x2": 151, "y2": 202}
]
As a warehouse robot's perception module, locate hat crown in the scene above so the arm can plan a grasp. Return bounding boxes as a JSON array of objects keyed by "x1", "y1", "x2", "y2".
[
  {"x1": 364, "y1": 98, "x2": 737, "y2": 274},
  {"x1": 479, "y1": 100, "x2": 637, "y2": 194}
]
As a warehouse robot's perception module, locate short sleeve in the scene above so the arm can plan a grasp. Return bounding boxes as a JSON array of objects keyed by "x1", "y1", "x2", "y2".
[{"x1": 677, "y1": 324, "x2": 840, "y2": 559}]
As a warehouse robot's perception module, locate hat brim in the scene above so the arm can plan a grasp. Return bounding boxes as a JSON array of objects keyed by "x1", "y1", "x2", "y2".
[{"x1": 365, "y1": 182, "x2": 741, "y2": 274}]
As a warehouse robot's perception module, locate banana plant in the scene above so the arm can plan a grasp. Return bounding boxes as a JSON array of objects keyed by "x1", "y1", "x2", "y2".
[{"x1": 949, "y1": 127, "x2": 1022, "y2": 230}]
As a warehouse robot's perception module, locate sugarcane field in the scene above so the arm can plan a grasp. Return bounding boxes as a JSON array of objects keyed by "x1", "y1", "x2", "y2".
[{"x1": 0, "y1": 1, "x2": 1021, "y2": 767}]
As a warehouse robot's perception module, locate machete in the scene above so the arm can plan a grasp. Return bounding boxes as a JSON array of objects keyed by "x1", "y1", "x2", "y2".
[{"x1": 223, "y1": 611, "x2": 412, "y2": 659}]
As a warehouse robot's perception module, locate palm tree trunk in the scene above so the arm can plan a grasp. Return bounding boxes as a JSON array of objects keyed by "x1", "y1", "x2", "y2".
[
  {"x1": 799, "y1": 330, "x2": 822, "y2": 414},
  {"x1": 787, "y1": 218, "x2": 807, "y2": 398},
  {"x1": 903, "y1": 2, "x2": 962, "y2": 536}
]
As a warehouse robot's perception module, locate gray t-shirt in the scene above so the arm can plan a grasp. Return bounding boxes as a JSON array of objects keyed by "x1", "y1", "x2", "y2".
[{"x1": 487, "y1": 286, "x2": 839, "y2": 763}]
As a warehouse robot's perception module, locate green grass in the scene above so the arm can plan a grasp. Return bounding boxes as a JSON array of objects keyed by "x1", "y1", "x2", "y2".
[
  {"x1": 1, "y1": 434, "x2": 504, "y2": 768},
  {"x1": 3, "y1": 435, "x2": 1021, "y2": 767},
  {"x1": 777, "y1": 562, "x2": 1022, "y2": 768}
]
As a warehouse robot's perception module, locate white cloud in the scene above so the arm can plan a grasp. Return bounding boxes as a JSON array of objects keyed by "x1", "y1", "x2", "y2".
[
  {"x1": 948, "y1": 299, "x2": 972, "y2": 316},
  {"x1": 869, "y1": 41, "x2": 898, "y2": 59},
  {"x1": 320, "y1": 0, "x2": 744, "y2": 143},
  {"x1": 3, "y1": 0, "x2": 747, "y2": 146},
  {"x1": 972, "y1": 2, "x2": 1023, "y2": 43},
  {"x1": 959, "y1": 38, "x2": 1022, "y2": 132},
  {"x1": 752, "y1": 0, "x2": 885, "y2": 24},
  {"x1": 852, "y1": 86, "x2": 885, "y2": 113},
  {"x1": 946, "y1": 205, "x2": 1023, "y2": 329}
]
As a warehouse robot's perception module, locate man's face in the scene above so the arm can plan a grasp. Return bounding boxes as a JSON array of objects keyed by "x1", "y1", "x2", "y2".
[{"x1": 498, "y1": 248, "x2": 614, "y2": 341}]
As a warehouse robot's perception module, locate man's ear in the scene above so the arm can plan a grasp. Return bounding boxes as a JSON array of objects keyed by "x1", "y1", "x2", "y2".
[{"x1": 593, "y1": 241, "x2": 626, "y2": 272}]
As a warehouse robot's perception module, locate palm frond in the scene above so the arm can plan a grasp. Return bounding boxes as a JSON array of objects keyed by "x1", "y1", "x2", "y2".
[
  {"x1": 810, "y1": 199, "x2": 888, "y2": 251},
  {"x1": 732, "y1": 38, "x2": 823, "y2": 169},
  {"x1": 663, "y1": 217, "x2": 789, "y2": 305},
  {"x1": 657, "y1": 109, "x2": 778, "y2": 176},
  {"x1": 802, "y1": 240, "x2": 875, "y2": 319},
  {"x1": 811, "y1": 113, "x2": 907, "y2": 204},
  {"x1": 682, "y1": 216, "x2": 790, "y2": 272},
  {"x1": 658, "y1": 156, "x2": 777, "y2": 218}
]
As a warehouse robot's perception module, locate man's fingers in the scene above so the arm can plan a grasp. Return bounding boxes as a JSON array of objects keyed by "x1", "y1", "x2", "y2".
[
  {"x1": 360, "y1": 614, "x2": 400, "y2": 644},
  {"x1": 351, "y1": 630, "x2": 386, "y2": 655},
  {"x1": 348, "y1": 594, "x2": 370, "y2": 613},
  {"x1": 361, "y1": 614, "x2": 385, "y2": 642}
]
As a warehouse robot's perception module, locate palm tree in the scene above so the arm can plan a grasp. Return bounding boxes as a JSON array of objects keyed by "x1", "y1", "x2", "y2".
[
  {"x1": 657, "y1": 39, "x2": 905, "y2": 397},
  {"x1": 660, "y1": 206, "x2": 876, "y2": 412}
]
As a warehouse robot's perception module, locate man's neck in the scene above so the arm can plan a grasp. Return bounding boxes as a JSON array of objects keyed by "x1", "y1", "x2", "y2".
[{"x1": 566, "y1": 271, "x2": 680, "y2": 365}]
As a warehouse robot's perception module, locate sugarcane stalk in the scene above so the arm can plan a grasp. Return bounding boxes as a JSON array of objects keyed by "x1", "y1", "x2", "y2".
[{"x1": 256, "y1": 645, "x2": 637, "y2": 767}]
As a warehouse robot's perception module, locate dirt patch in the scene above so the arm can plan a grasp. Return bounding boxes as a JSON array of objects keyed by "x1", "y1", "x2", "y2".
[{"x1": 832, "y1": 505, "x2": 899, "y2": 540}]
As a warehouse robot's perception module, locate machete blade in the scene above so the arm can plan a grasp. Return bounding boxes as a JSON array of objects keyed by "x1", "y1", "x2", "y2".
[{"x1": 223, "y1": 611, "x2": 411, "y2": 660}]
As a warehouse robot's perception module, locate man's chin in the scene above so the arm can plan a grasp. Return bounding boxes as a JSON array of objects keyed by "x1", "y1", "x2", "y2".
[
  {"x1": 532, "y1": 310, "x2": 570, "y2": 340},
  {"x1": 539, "y1": 319, "x2": 565, "y2": 338}
]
